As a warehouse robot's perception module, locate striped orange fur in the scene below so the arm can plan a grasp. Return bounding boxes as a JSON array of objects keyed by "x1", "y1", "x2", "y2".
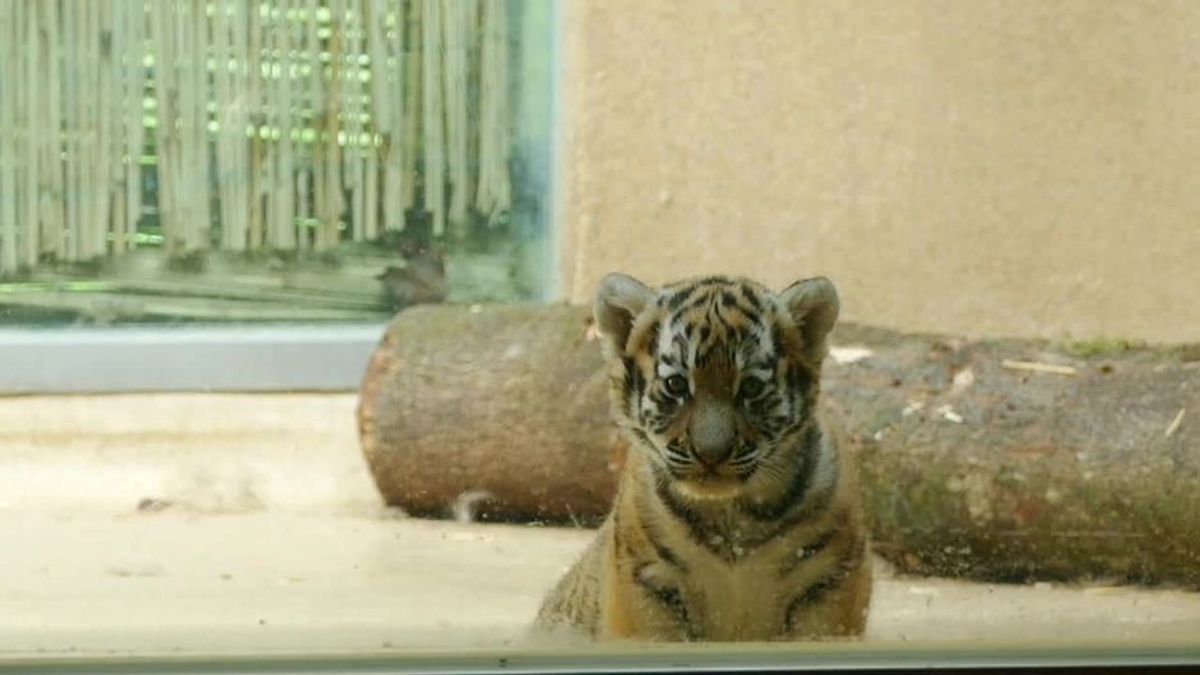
[{"x1": 534, "y1": 274, "x2": 871, "y2": 641}]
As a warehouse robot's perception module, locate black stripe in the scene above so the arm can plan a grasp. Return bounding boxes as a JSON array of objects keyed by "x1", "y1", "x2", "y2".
[
  {"x1": 741, "y1": 287, "x2": 763, "y2": 311},
  {"x1": 651, "y1": 536, "x2": 685, "y2": 571},
  {"x1": 645, "y1": 324, "x2": 661, "y2": 358},
  {"x1": 743, "y1": 451, "x2": 840, "y2": 551},
  {"x1": 787, "y1": 362, "x2": 812, "y2": 395},
  {"x1": 739, "y1": 424, "x2": 821, "y2": 522},
  {"x1": 630, "y1": 427, "x2": 655, "y2": 448},
  {"x1": 622, "y1": 356, "x2": 638, "y2": 394},
  {"x1": 771, "y1": 329, "x2": 786, "y2": 361},
  {"x1": 667, "y1": 289, "x2": 693, "y2": 311},
  {"x1": 634, "y1": 564, "x2": 700, "y2": 640},
  {"x1": 783, "y1": 535, "x2": 866, "y2": 633},
  {"x1": 652, "y1": 466, "x2": 721, "y2": 553},
  {"x1": 777, "y1": 519, "x2": 843, "y2": 577}
]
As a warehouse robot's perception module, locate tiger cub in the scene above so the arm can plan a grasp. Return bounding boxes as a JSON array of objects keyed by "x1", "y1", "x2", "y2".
[{"x1": 533, "y1": 273, "x2": 871, "y2": 642}]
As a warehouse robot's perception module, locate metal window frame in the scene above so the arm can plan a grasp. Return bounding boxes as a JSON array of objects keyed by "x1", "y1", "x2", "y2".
[{"x1": 0, "y1": 325, "x2": 386, "y2": 394}]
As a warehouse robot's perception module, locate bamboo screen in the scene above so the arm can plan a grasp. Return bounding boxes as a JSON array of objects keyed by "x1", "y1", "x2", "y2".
[{"x1": 0, "y1": 0, "x2": 513, "y2": 278}]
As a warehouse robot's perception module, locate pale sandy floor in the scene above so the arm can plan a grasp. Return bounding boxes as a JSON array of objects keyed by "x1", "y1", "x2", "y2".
[{"x1": 1, "y1": 394, "x2": 1198, "y2": 658}]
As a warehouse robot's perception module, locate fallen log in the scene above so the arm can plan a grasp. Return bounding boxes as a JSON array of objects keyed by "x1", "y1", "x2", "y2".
[
  {"x1": 357, "y1": 305, "x2": 1200, "y2": 586},
  {"x1": 357, "y1": 304, "x2": 618, "y2": 524}
]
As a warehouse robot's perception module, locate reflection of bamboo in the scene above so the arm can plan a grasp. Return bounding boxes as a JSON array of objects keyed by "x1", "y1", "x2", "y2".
[
  {"x1": 0, "y1": 3, "x2": 16, "y2": 274},
  {"x1": 179, "y1": 0, "x2": 210, "y2": 254},
  {"x1": 62, "y1": 4, "x2": 77, "y2": 261},
  {"x1": 214, "y1": 0, "x2": 245, "y2": 251},
  {"x1": 94, "y1": 1, "x2": 114, "y2": 261},
  {"x1": 367, "y1": 0, "x2": 400, "y2": 235},
  {"x1": 272, "y1": 0, "x2": 297, "y2": 250},
  {"x1": 344, "y1": 0, "x2": 365, "y2": 243},
  {"x1": 403, "y1": 0, "x2": 421, "y2": 215},
  {"x1": 120, "y1": 0, "x2": 145, "y2": 255},
  {"x1": 94, "y1": 0, "x2": 109, "y2": 258},
  {"x1": 40, "y1": 0, "x2": 65, "y2": 259},
  {"x1": 212, "y1": 0, "x2": 230, "y2": 248},
  {"x1": 319, "y1": 0, "x2": 345, "y2": 251},
  {"x1": 152, "y1": 2, "x2": 178, "y2": 255},
  {"x1": 95, "y1": 0, "x2": 114, "y2": 259},
  {"x1": 78, "y1": 2, "x2": 95, "y2": 259},
  {"x1": 260, "y1": 2, "x2": 278, "y2": 249},
  {"x1": 442, "y1": 1, "x2": 471, "y2": 239},
  {"x1": 422, "y1": 0, "x2": 444, "y2": 237},
  {"x1": 477, "y1": 0, "x2": 511, "y2": 222},
  {"x1": 302, "y1": 0, "x2": 322, "y2": 250},
  {"x1": 245, "y1": 2, "x2": 264, "y2": 251},
  {"x1": 2, "y1": 0, "x2": 516, "y2": 272},
  {"x1": 21, "y1": 2, "x2": 40, "y2": 267}
]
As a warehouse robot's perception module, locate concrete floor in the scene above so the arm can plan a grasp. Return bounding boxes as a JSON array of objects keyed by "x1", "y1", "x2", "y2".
[{"x1": 1, "y1": 394, "x2": 1198, "y2": 659}]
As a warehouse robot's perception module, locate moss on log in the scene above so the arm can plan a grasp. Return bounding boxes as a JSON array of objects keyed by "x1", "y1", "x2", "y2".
[
  {"x1": 357, "y1": 305, "x2": 1200, "y2": 586},
  {"x1": 828, "y1": 324, "x2": 1200, "y2": 586}
]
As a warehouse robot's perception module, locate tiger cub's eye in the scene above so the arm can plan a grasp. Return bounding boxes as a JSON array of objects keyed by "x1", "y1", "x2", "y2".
[
  {"x1": 738, "y1": 376, "x2": 766, "y2": 399},
  {"x1": 664, "y1": 374, "x2": 689, "y2": 397}
]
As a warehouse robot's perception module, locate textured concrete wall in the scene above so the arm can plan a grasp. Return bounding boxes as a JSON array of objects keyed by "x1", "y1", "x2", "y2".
[{"x1": 557, "y1": 1, "x2": 1200, "y2": 343}]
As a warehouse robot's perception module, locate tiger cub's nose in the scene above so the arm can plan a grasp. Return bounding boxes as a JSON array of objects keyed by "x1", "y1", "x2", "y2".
[{"x1": 689, "y1": 400, "x2": 736, "y2": 466}]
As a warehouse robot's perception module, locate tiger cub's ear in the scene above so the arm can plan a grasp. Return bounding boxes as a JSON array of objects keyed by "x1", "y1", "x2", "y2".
[
  {"x1": 778, "y1": 276, "x2": 840, "y2": 366},
  {"x1": 594, "y1": 273, "x2": 654, "y2": 354}
]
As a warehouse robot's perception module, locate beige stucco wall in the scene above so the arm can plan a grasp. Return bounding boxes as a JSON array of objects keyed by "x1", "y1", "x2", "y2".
[{"x1": 556, "y1": 1, "x2": 1200, "y2": 343}]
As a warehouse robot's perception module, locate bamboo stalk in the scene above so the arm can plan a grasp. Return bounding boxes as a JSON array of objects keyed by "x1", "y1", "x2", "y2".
[
  {"x1": 94, "y1": 0, "x2": 115, "y2": 260},
  {"x1": 319, "y1": 0, "x2": 345, "y2": 251},
  {"x1": 246, "y1": 0, "x2": 265, "y2": 251},
  {"x1": 150, "y1": 1, "x2": 175, "y2": 256},
  {"x1": 364, "y1": 147, "x2": 378, "y2": 240},
  {"x1": 363, "y1": 0, "x2": 391, "y2": 240},
  {"x1": 212, "y1": 0, "x2": 235, "y2": 250},
  {"x1": 272, "y1": 0, "x2": 297, "y2": 250},
  {"x1": 186, "y1": 0, "x2": 211, "y2": 253},
  {"x1": 216, "y1": 0, "x2": 247, "y2": 252},
  {"x1": 403, "y1": 0, "x2": 421, "y2": 215},
  {"x1": 476, "y1": 0, "x2": 511, "y2": 222},
  {"x1": 0, "y1": 2, "x2": 17, "y2": 275},
  {"x1": 111, "y1": 0, "x2": 127, "y2": 254},
  {"x1": 87, "y1": 0, "x2": 104, "y2": 259},
  {"x1": 422, "y1": 0, "x2": 444, "y2": 237},
  {"x1": 260, "y1": 0, "x2": 278, "y2": 249},
  {"x1": 109, "y1": 0, "x2": 126, "y2": 256},
  {"x1": 301, "y1": 0, "x2": 322, "y2": 251},
  {"x1": 369, "y1": 0, "x2": 405, "y2": 233},
  {"x1": 344, "y1": 0, "x2": 365, "y2": 243},
  {"x1": 74, "y1": 1, "x2": 92, "y2": 260},
  {"x1": 65, "y1": 1, "x2": 84, "y2": 262},
  {"x1": 212, "y1": 0, "x2": 231, "y2": 249},
  {"x1": 442, "y1": 0, "x2": 470, "y2": 239},
  {"x1": 39, "y1": 0, "x2": 65, "y2": 259},
  {"x1": 128, "y1": 1, "x2": 146, "y2": 253},
  {"x1": 19, "y1": 1, "x2": 40, "y2": 268}
]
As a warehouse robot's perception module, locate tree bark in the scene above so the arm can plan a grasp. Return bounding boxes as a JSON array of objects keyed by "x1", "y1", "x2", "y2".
[
  {"x1": 357, "y1": 305, "x2": 1200, "y2": 586},
  {"x1": 357, "y1": 304, "x2": 620, "y2": 524}
]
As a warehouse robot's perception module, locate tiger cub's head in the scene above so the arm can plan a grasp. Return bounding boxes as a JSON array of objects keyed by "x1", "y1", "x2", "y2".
[{"x1": 594, "y1": 273, "x2": 839, "y2": 501}]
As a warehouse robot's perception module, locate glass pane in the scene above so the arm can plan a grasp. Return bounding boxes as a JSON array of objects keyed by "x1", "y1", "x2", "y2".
[{"x1": 0, "y1": 0, "x2": 552, "y2": 326}]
